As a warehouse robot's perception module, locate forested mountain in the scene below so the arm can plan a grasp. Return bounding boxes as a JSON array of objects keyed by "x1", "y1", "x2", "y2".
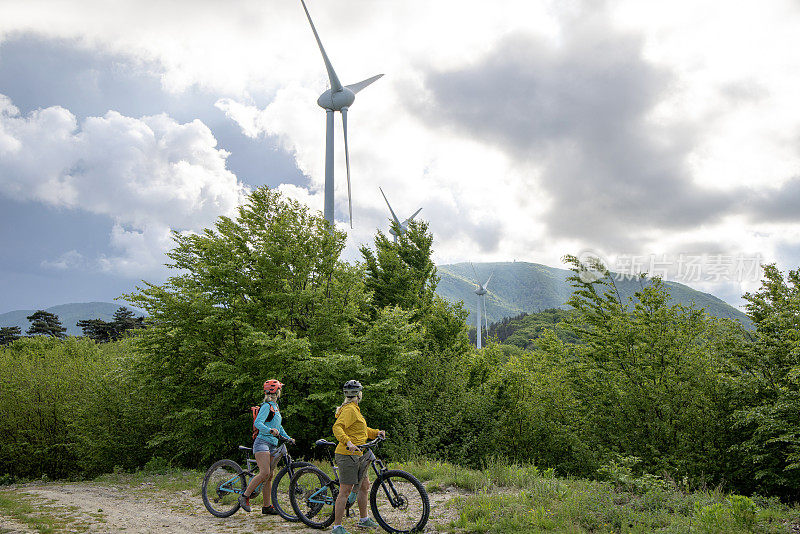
[
  {"x1": 0, "y1": 302, "x2": 135, "y2": 336},
  {"x1": 2, "y1": 261, "x2": 750, "y2": 336},
  {"x1": 437, "y1": 261, "x2": 752, "y2": 328}
]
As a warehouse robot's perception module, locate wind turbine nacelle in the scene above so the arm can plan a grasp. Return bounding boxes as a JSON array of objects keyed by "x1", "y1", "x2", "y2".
[
  {"x1": 389, "y1": 223, "x2": 408, "y2": 237},
  {"x1": 318, "y1": 88, "x2": 356, "y2": 111},
  {"x1": 475, "y1": 288, "x2": 487, "y2": 296}
]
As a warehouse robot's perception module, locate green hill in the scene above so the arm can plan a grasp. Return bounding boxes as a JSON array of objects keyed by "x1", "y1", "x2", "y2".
[
  {"x1": 0, "y1": 302, "x2": 143, "y2": 337},
  {"x1": 436, "y1": 261, "x2": 751, "y2": 328}
]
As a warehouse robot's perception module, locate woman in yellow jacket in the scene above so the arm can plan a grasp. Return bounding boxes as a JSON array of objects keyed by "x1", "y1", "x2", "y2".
[{"x1": 330, "y1": 380, "x2": 385, "y2": 534}]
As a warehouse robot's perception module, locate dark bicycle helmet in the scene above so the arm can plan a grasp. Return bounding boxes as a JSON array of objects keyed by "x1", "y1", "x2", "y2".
[{"x1": 343, "y1": 379, "x2": 363, "y2": 397}]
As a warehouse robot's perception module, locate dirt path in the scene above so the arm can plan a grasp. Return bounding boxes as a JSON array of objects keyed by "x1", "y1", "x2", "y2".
[{"x1": 1, "y1": 481, "x2": 462, "y2": 534}]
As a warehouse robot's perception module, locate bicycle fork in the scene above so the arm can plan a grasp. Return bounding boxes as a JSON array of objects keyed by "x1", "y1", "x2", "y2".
[{"x1": 372, "y1": 458, "x2": 404, "y2": 508}]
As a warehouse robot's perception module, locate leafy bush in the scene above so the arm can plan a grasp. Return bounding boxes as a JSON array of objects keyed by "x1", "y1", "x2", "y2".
[
  {"x1": 0, "y1": 336, "x2": 152, "y2": 479},
  {"x1": 694, "y1": 495, "x2": 757, "y2": 533},
  {"x1": 597, "y1": 456, "x2": 669, "y2": 495}
]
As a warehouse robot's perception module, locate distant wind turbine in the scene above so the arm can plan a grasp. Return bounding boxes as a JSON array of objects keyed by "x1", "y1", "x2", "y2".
[
  {"x1": 299, "y1": 0, "x2": 383, "y2": 229},
  {"x1": 379, "y1": 187, "x2": 422, "y2": 242},
  {"x1": 471, "y1": 264, "x2": 493, "y2": 349}
]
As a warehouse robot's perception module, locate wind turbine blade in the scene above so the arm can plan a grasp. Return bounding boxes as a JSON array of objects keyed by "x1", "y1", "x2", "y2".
[
  {"x1": 342, "y1": 107, "x2": 352, "y2": 228},
  {"x1": 470, "y1": 262, "x2": 480, "y2": 284},
  {"x1": 299, "y1": 0, "x2": 343, "y2": 92},
  {"x1": 484, "y1": 271, "x2": 494, "y2": 288},
  {"x1": 403, "y1": 207, "x2": 422, "y2": 225},
  {"x1": 346, "y1": 74, "x2": 384, "y2": 94},
  {"x1": 379, "y1": 187, "x2": 402, "y2": 225}
]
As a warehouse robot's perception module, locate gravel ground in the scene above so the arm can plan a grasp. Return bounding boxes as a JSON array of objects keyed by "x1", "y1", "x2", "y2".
[{"x1": 0, "y1": 479, "x2": 463, "y2": 533}]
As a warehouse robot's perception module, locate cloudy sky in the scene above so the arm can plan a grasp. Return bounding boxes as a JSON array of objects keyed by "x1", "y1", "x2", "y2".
[{"x1": 2, "y1": 0, "x2": 800, "y2": 314}]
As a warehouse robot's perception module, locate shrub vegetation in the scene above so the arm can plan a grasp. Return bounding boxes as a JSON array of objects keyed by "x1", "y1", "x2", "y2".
[{"x1": 1, "y1": 186, "x2": 798, "y2": 514}]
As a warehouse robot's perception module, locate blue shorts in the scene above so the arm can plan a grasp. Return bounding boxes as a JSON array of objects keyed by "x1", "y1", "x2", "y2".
[{"x1": 253, "y1": 438, "x2": 285, "y2": 457}]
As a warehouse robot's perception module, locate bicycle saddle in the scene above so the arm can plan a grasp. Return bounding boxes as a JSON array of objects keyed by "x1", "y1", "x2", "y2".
[{"x1": 315, "y1": 439, "x2": 336, "y2": 447}]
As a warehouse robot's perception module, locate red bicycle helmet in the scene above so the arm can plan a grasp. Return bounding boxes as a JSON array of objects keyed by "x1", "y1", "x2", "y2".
[{"x1": 263, "y1": 379, "x2": 283, "y2": 394}]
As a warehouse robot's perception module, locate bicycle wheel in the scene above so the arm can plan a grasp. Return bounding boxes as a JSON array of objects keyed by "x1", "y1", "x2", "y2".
[
  {"x1": 289, "y1": 465, "x2": 338, "y2": 529},
  {"x1": 201, "y1": 459, "x2": 247, "y2": 518},
  {"x1": 370, "y1": 470, "x2": 430, "y2": 533},
  {"x1": 271, "y1": 461, "x2": 313, "y2": 521}
]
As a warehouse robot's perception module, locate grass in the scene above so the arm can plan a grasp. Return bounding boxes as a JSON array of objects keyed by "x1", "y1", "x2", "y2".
[
  {"x1": 4, "y1": 456, "x2": 797, "y2": 533},
  {"x1": 94, "y1": 465, "x2": 205, "y2": 497},
  {"x1": 395, "y1": 457, "x2": 558, "y2": 492},
  {"x1": 392, "y1": 458, "x2": 800, "y2": 533},
  {"x1": 0, "y1": 490, "x2": 95, "y2": 533}
]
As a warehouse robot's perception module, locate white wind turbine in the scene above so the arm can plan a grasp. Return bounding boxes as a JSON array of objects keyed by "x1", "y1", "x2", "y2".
[
  {"x1": 299, "y1": 0, "x2": 383, "y2": 229},
  {"x1": 471, "y1": 264, "x2": 494, "y2": 350},
  {"x1": 379, "y1": 187, "x2": 422, "y2": 242}
]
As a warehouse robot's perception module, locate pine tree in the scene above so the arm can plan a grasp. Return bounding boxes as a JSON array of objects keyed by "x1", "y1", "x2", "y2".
[
  {"x1": 26, "y1": 311, "x2": 67, "y2": 338},
  {"x1": 111, "y1": 307, "x2": 143, "y2": 339},
  {"x1": 0, "y1": 326, "x2": 22, "y2": 345},
  {"x1": 76, "y1": 319, "x2": 115, "y2": 342}
]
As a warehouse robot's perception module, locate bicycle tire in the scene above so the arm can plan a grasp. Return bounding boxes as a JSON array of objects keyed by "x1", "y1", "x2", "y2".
[
  {"x1": 201, "y1": 459, "x2": 247, "y2": 518},
  {"x1": 271, "y1": 460, "x2": 314, "y2": 521},
  {"x1": 370, "y1": 470, "x2": 430, "y2": 533},
  {"x1": 289, "y1": 465, "x2": 338, "y2": 529}
]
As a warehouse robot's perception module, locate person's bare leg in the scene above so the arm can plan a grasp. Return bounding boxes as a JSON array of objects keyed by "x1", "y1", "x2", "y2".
[
  {"x1": 334, "y1": 482, "x2": 355, "y2": 525},
  {"x1": 244, "y1": 451, "x2": 271, "y2": 498},
  {"x1": 357, "y1": 475, "x2": 370, "y2": 519},
  {"x1": 262, "y1": 452, "x2": 282, "y2": 507}
]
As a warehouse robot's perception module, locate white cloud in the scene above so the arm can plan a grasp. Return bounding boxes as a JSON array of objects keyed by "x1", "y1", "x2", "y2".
[
  {"x1": 4, "y1": 0, "x2": 800, "y2": 308},
  {"x1": 41, "y1": 250, "x2": 87, "y2": 271},
  {"x1": 0, "y1": 94, "x2": 248, "y2": 276}
]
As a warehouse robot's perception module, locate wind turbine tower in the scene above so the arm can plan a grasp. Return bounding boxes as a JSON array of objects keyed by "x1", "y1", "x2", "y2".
[
  {"x1": 471, "y1": 264, "x2": 493, "y2": 349},
  {"x1": 379, "y1": 187, "x2": 422, "y2": 242},
  {"x1": 299, "y1": 0, "x2": 383, "y2": 229}
]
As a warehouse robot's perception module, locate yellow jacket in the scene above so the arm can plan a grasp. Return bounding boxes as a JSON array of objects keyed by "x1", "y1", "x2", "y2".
[{"x1": 332, "y1": 402, "x2": 379, "y2": 456}]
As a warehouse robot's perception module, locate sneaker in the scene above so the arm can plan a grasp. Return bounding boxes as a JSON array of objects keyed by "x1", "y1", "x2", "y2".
[
  {"x1": 238, "y1": 494, "x2": 251, "y2": 512},
  {"x1": 332, "y1": 526, "x2": 352, "y2": 534},
  {"x1": 261, "y1": 504, "x2": 278, "y2": 515},
  {"x1": 357, "y1": 517, "x2": 379, "y2": 529}
]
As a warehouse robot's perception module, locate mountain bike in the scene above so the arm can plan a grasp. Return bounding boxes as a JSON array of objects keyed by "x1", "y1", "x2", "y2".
[
  {"x1": 201, "y1": 434, "x2": 313, "y2": 520},
  {"x1": 289, "y1": 437, "x2": 429, "y2": 533}
]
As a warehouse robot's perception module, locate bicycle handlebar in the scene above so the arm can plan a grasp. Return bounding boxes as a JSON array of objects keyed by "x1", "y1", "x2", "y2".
[
  {"x1": 356, "y1": 436, "x2": 385, "y2": 450},
  {"x1": 313, "y1": 436, "x2": 386, "y2": 451}
]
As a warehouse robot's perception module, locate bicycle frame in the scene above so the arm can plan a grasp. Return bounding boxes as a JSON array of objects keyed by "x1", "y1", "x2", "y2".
[
  {"x1": 218, "y1": 438, "x2": 293, "y2": 499},
  {"x1": 308, "y1": 437, "x2": 403, "y2": 509}
]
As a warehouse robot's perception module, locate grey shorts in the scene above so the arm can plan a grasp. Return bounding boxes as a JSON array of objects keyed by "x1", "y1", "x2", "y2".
[{"x1": 335, "y1": 451, "x2": 374, "y2": 486}]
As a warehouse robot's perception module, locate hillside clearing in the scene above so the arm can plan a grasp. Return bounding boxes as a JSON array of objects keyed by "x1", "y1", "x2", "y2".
[
  {"x1": 1, "y1": 462, "x2": 799, "y2": 534},
  {"x1": 0, "y1": 475, "x2": 459, "y2": 534}
]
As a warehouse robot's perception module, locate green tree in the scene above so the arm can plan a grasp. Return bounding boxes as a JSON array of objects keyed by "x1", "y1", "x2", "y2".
[
  {"x1": 360, "y1": 220, "x2": 438, "y2": 318},
  {"x1": 78, "y1": 307, "x2": 144, "y2": 343},
  {"x1": 0, "y1": 326, "x2": 21, "y2": 345},
  {"x1": 26, "y1": 310, "x2": 66, "y2": 338},
  {"x1": 77, "y1": 319, "x2": 115, "y2": 342},
  {"x1": 558, "y1": 254, "x2": 741, "y2": 479},
  {"x1": 111, "y1": 306, "x2": 144, "y2": 337},
  {"x1": 360, "y1": 219, "x2": 475, "y2": 458},
  {"x1": 124, "y1": 187, "x2": 375, "y2": 465},
  {"x1": 731, "y1": 263, "x2": 800, "y2": 497}
]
